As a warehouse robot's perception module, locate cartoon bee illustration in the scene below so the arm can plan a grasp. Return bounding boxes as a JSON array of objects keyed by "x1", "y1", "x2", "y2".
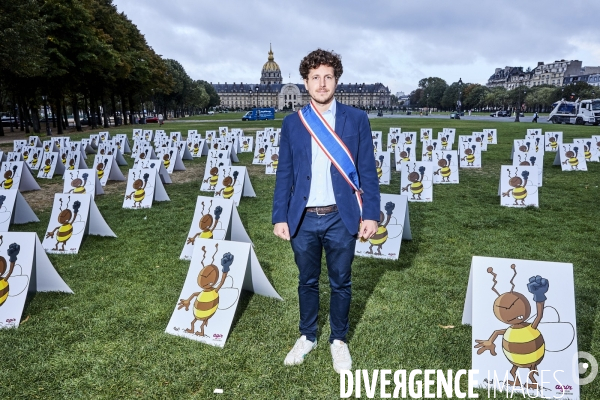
[
  {"x1": 441, "y1": 135, "x2": 449, "y2": 150},
  {"x1": 163, "y1": 150, "x2": 173, "y2": 170},
  {"x1": 42, "y1": 155, "x2": 54, "y2": 177},
  {"x1": 29, "y1": 138, "x2": 36, "y2": 146},
  {"x1": 134, "y1": 149, "x2": 149, "y2": 166},
  {"x1": 404, "y1": 134, "x2": 413, "y2": 145},
  {"x1": 375, "y1": 155, "x2": 385, "y2": 181},
  {"x1": 475, "y1": 265, "x2": 559, "y2": 389},
  {"x1": 402, "y1": 164, "x2": 426, "y2": 200},
  {"x1": 534, "y1": 137, "x2": 541, "y2": 153},
  {"x1": 434, "y1": 153, "x2": 453, "y2": 182},
  {"x1": 583, "y1": 142, "x2": 592, "y2": 161},
  {"x1": 44, "y1": 143, "x2": 50, "y2": 152},
  {"x1": 487, "y1": 131, "x2": 494, "y2": 144},
  {"x1": 125, "y1": 171, "x2": 150, "y2": 208},
  {"x1": 61, "y1": 150, "x2": 68, "y2": 165},
  {"x1": 422, "y1": 130, "x2": 430, "y2": 141},
  {"x1": 270, "y1": 134, "x2": 275, "y2": 144},
  {"x1": 255, "y1": 144, "x2": 268, "y2": 163},
  {"x1": 67, "y1": 171, "x2": 88, "y2": 194},
  {"x1": 0, "y1": 166, "x2": 18, "y2": 189},
  {"x1": 362, "y1": 202, "x2": 395, "y2": 255},
  {"x1": 548, "y1": 135, "x2": 559, "y2": 151},
  {"x1": 373, "y1": 141, "x2": 378, "y2": 155},
  {"x1": 45, "y1": 196, "x2": 81, "y2": 251},
  {"x1": 396, "y1": 146, "x2": 411, "y2": 165},
  {"x1": 502, "y1": 167, "x2": 529, "y2": 206},
  {"x1": 22, "y1": 149, "x2": 30, "y2": 162},
  {"x1": 242, "y1": 139, "x2": 250, "y2": 152},
  {"x1": 68, "y1": 155, "x2": 78, "y2": 170},
  {"x1": 187, "y1": 201, "x2": 223, "y2": 243},
  {"x1": 518, "y1": 141, "x2": 530, "y2": 154},
  {"x1": 517, "y1": 155, "x2": 536, "y2": 166},
  {"x1": 30, "y1": 150, "x2": 41, "y2": 168},
  {"x1": 215, "y1": 169, "x2": 239, "y2": 200},
  {"x1": 561, "y1": 146, "x2": 579, "y2": 170},
  {"x1": 268, "y1": 154, "x2": 279, "y2": 173},
  {"x1": 0, "y1": 237, "x2": 24, "y2": 308},
  {"x1": 388, "y1": 135, "x2": 400, "y2": 151},
  {"x1": 423, "y1": 142, "x2": 436, "y2": 161},
  {"x1": 96, "y1": 158, "x2": 108, "y2": 180},
  {"x1": 203, "y1": 161, "x2": 223, "y2": 190},
  {"x1": 177, "y1": 244, "x2": 237, "y2": 337},
  {"x1": 461, "y1": 144, "x2": 477, "y2": 166}
]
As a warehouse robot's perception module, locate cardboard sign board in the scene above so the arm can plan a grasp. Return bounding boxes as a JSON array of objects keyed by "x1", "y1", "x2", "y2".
[
  {"x1": 553, "y1": 145, "x2": 588, "y2": 171},
  {"x1": 133, "y1": 145, "x2": 158, "y2": 165},
  {"x1": 200, "y1": 160, "x2": 231, "y2": 192},
  {"x1": 155, "y1": 129, "x2": 166, "y2": 137},
  {"x1": 6, "y1": 151, "x2": 23, "y2": 162},
  {"x1": 387, "y1": 133, "x2": 403, "y2": 153},
  {"x1": 98, "y1": 131, "x2": 111, "y2": 142},
  {"x1": 213, "y1": 167, "x2": 255, "y2": 206},
  {"x1": 218, "y1": 126, "x2": 229, "y2": 137},
  {"x1": 544, "y1": 132, "x2": 562, "y2": 152},
  {"x1": 166, "y1": 239, "x2": 281, "y2": 347},
  {"x1": 437, "y1": 131, "x2": 455, "y2": 150},
  {"x1": 483, "y1": 129, "x2": 498, "y2": 145},
  {"x1": 122, "y1": 168, "x2": 169, "y2": 209},
  {"x1": 420, "y1": 128, "x2": 433, "y2": 142},
  {"x1": 371, "y1": 131, "x2": 383, "y2": 153},
  {"x1": 0, "y1": 232, "x2": 73, "y2": 330},
  {"x1": 389, "y1": 127, "x2": 401, "y2": 135},
  {"x1": 13, "y1": 140, "x2": 27, "y2": 153},
  {"x1": 156, "y1": 147, "x2": 185, "y2": 174},
  {"x1": 0, "y1": 161, "x2": 40, "y2": 192},
  {"x1": 61, "y1": 151, "x2": 88, "y2": 175},
  {"x1": 374, "y1": 151, "x2": 391, "y2": 185},
  {"x1": 205, "y1": 149, "x2": 232, "y2": 170},
  {"x1": 132, "y1": 129, "x2": 142, "y2": 139},
  {"x1": 66, "y1": 141, "x2": 88, "y2": 160},
  {"x1": 511, "y1": 139, "x2": 545, "y2": 161},
  {"x1": 592, "y1": 135, "x2": 600, "y2": 155},
  {"x1": 574, "y1": 138, "x2": 599, "y2": 162},
  {"x1": 42, "y1": 193, "x2": 116, "y2": 254},
  {"x1": 155, "y1": 137, "x2": 173, "y2": 148},
  {"x1": 80, "y1": 139, "x2": 96, "y2": 155},
  {"x1": 526, "y1": 128, "x2": 542, "y2": 136},
  {"x1": 400, "y1": 161, "x2": 434, "y2": 202},
  {"x1": 525, "y1": 135, "x2": 545, "y2": 153},
  {"x1": 472, "y1": 132, "x2": 488, "y2": 151},
  {"x1": 513, "y1": 150, "x2": 544, "y2": 187},
  {"x1": 256, "y1": 131, "x2": 266, "y2": 142},
  {"x1": 432, "y1": 150, "x2": 459, "y2": 184},
  {"x1": 143, "y1": 130, "x2": 153, "y2": 142},
  {"x1": 37, "y1": 152, "x2": 64, "y2": 179},
  {"x1": 459, "y1": 142, "x2": 482, "y2": 168},
  {"x1": 188, "y1": 129, "x2": 198, "y2": 135},
  {"x1": 205, "y1": 130, "x2": 216, "y2": 145},
  {"x1": 253, "y1": 141, "x2": 270, "y2": 165},
  {"x1": 239, "y1": 136, "x2": 254, "y2": 153},
  {"x1": 463, "y1": 256, "x2": 579, "y2": 399},
  {"x1": 265, "y1": 147, "x2": 280, "y2": 175},
  {"x1": 211, "y1": 140, "x2": 239, "y2": 163},
  {"x1": 62, "y1": 169, "x2": 104, "y2": 198},
  {"x1": 115, "y1": 134, "x2": 131, "y2": 154},
  {"x1": 27, "y1": 136, "x2": 42, "y2": 147},
  {"x1": 188, "y1": 138, "x2": 206, "y2": 158},
  {"x1": 421, "y1": 139, "x2": 442, "y2": 162},
  {"x1": 92, "y1": 155, "x2": 125, "y2": 186},
  {"x1": 137, "y1": 159, "x2": 172, "y2": 184},
  {"x1": 499, "y1": 165, "x2": 539, "y2": 207},
  {"x1": 266, "y1": 132, "x2": 279, "y2": 147},
  {"x1": 0, "y1": 190, "x2": 38, "y2": 231},
  {"x1": 98, "y1": 144, "x2": 127, "y2": 166},
  {"x1": 180, "y1": 196, "x2": 252, "y2": 260},
  {"x1": 25, "y1": 148, "x2": 44, "y2": 171},
  {"x1": 394, "y1": 143, "x2": 416, "y2": 171},
  {"x1": 170, "y1": 132, "x2": 182, "y2": 142},
  {"x1": 176, "y1": 140, "x2": 193, "y2": 160},
  {"x1": 355, "y1": 194, "x2": 411, "y2": 260}
]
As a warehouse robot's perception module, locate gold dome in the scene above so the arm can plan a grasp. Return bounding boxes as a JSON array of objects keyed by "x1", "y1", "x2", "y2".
[{"x1": 262, "y1": 44, "x2": 280, "y2": 72}]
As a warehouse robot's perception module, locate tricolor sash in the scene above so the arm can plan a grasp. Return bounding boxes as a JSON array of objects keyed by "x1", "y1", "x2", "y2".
[{"x1": 298, "y1": 101, "x2": 363, "y2": 216}]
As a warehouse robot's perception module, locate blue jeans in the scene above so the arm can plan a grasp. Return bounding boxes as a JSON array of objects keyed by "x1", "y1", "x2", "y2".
[{"x1": 290, "y1": 210, "x2": 356, "y2": 343}]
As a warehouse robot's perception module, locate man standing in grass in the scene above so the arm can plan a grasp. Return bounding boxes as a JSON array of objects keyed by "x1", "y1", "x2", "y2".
[{"x1": 272, "y1": 49, "x2": 380, "y2": 373}]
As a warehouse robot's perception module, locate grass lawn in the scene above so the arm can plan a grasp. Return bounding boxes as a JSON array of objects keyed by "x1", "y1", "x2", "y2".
[{"x1": 1, "y1": 117, "x2": 599, "y2": 399}]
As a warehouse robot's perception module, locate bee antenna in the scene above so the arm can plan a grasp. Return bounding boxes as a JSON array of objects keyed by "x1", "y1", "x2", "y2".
[
  {"x1": 59, "y1": 197, "x2": 64, "y2": 211},
  {"x1": 200, "y1": 201, "x2": 205, "y2": 214},
  {"x1": 487, "y1": 268, "x2": 500, "y2": 296},
  {"x1": 66, "y1": 195, "x2": 71, "y2": 209},
  {"x1": 211, "y1": 243, "x2": 219, "y2": 265},
  {"x1": 200, "y1": 246, "x2": 207, "y2": 267},
  {"x1": 208, "y1": 200, "x2": 213, "y2": 213},
  {"x1": 509, "y1": 264, "x2": 517, "y2": 292}
]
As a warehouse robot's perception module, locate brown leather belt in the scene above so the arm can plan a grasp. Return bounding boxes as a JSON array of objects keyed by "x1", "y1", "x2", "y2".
[{"x1": 305, "y1": 204, "x2": 338, "y2": 215}]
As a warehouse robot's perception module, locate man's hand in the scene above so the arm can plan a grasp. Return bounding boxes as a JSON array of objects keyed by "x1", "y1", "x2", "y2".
[
  {"x1": 358, "y1": 220, "x2": 378, "y2": 241},
  {"x1": 273, "y1": 222, "x2": 290, "y2": 241}
]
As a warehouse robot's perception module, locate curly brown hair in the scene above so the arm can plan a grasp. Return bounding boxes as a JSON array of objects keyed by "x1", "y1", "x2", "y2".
[{"x1": 299, "y1": 49, "x2": 343, "y2": 81}]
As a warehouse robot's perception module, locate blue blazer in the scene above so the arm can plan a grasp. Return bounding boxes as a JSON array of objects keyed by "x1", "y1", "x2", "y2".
[{"x1": 272, "y1": 102, "x2": 381, "y2": 237}]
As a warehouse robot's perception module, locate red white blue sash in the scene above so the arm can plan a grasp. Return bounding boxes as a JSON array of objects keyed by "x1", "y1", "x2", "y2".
[{"x1": 298, "y1": 101, "x2": 363, "y2": 216}]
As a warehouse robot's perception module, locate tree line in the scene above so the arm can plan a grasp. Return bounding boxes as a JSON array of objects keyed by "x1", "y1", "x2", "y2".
[
  {"x1": 0, "y1": 0, "x2": 219, "y2": 134},
  {"x1": 408, "y1": 77, "x2": 598, "y2": 113}
]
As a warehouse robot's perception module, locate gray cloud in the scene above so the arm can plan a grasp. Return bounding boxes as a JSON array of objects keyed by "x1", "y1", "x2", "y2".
[{"x1": 113, "y1": 0, "x2": 600, "y2": 93}]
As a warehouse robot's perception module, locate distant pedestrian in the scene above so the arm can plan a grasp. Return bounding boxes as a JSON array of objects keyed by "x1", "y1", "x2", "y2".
[
  {"x1": 158, "y1": 113, "x2": 164, "y2": 126},
  {"x1": 532, "y1": 112, "x2": 538, "y2": 123},
  {"x1": 468, "y1": 109, "x2": 472, "y2": 116}
]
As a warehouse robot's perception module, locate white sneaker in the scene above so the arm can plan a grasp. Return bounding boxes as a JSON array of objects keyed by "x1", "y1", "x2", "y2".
[
  {"x1": 330, "y1": 340, "x2": 352, "y2": 373},
  {"x1": 284, "y1": 335, "x2": 317, "y2": 366}
]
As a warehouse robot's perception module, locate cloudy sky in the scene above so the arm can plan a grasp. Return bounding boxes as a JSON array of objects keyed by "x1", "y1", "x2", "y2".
[{"x1": 113, "y1": 0, "x2": 600, "y2": 94}]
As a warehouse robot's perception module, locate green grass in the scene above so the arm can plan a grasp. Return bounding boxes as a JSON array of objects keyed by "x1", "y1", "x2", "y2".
[{"x1": 1, "y1": 118, "x2": 599, "y2": 399}]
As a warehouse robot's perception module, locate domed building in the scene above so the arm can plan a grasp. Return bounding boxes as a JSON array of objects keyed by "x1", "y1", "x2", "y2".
[{"x1": 212, "y1": 46, "x2": 391, "y2": 111}]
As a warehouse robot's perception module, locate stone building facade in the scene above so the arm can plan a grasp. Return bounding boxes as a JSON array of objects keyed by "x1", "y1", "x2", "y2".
[
  {"x1": 212, "y1": 46, "x2": 391, "y2": 110},
  {"x1": 487, "y1": 60, "x2": 600, "y2": 89}
]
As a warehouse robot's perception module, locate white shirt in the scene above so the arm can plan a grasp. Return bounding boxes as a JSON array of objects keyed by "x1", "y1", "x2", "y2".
[{"x1": 306, "y1": 99, "x2": 337, "y2": 207}]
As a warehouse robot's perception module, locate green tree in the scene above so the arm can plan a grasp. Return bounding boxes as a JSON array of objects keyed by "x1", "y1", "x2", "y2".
[{"x1": 417, "y1": 77, "x2": 447, "y2": 109}]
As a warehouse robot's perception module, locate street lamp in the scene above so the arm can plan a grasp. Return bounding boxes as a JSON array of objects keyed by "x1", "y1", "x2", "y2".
[
  {"x1": 255, "y1": 86, "x2": 259, "y2": 110},
  {"x1": 515, "y1": 89, "x2": 526, "y2": 122},
  {"x1": 426, "y1": 93, "x2": 429, "y2": 115},
  {"x1": 42, "y1": 95, "x2": 51, "y2": 135},
  {"x1": 457, "y1": 77, "x2": 463, "y2": 114},
  {"x1": 359, "y1": 86, "x2": 362, "y2": 110}
]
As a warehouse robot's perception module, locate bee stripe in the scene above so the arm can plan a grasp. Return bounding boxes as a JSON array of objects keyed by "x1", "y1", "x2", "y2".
[
  {"x1": 441, "y1": 167, "x2": 451, "y2": 177},
  {"x1": 0, "y1": 279, "x2": 8, "y2": 305},
  {"x1": 4, "y1": 178, "x2": 13, "y2": 189},
  {"x1": 513, "y1": 187, "x2": 527, "y2": 200},
  {"x1": 410, "y1": 182, "x2": 423, "y2": 194},
  {"x1": 504, "y1": 325, "x2": 541, "y2": 343},
  {"x1": 502, "y1": 335, "x2": 545, "y2": 354},
  {"x1": 57, "y1": 224, "x2": 73, "y2": 242},
  {"x1": 200, "y1": 231, "x2": 213, "y2": 239},
  {"x1": 193, "y1": 291, "x2": 219, "y2": 319},
  {"x1": 568, "y1": 158, "x2": 578, "y2": 166},
  {"x1": 134, "y1": 189, "x2": 145, "y2": 203},
  {"x1": 223, "y1": 187, "x2": 234, "y2": 199},
  {"x1": 74, "y1": 187, "x2": 86, "y2": 194},
  {"x1": 502, "y1": 344, "x2": 545, "y2": 367}
]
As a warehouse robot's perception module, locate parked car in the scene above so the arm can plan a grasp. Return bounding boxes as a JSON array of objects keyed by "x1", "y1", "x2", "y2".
[
  {"x1": 1, "y1": 116, "x2": 19, "y2": 127},
  {"x1": 146, "y1": 116, "x2": 159, "y2": 123},
  {"x1": 490, "y1": 110, "x2": 509, "y2": 117},
  {"x1": 207, "y1": 111, "x2": 215, "y2": 115},
  {"x1": 450, "y1": 112, "x2": 461, "y2": 119}
]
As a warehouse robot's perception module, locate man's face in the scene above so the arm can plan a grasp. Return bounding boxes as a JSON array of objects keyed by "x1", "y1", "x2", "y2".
[{"x1": 304, "y1": 65, "x2": 337, "y2": 106}]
